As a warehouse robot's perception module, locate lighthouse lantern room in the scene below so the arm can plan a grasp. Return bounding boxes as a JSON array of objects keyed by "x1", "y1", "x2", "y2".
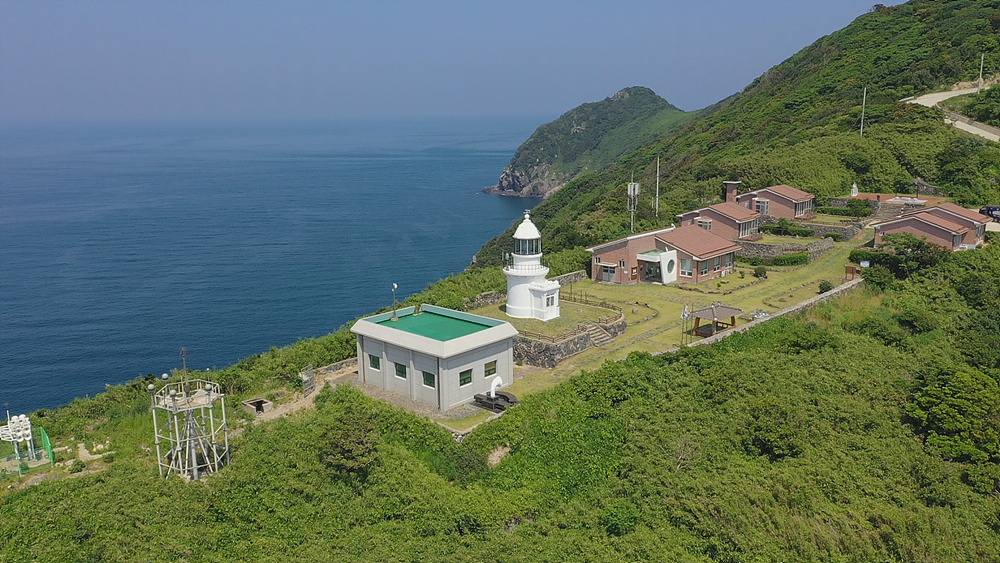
[{"x1": 504, "y1": 212, "x2": 560, "y2": 321}]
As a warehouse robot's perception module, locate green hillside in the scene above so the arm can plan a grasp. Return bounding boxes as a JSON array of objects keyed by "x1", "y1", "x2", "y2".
[
  {"x1": 484, "y1": 86, "x2": 691, "y2": 198},
  {"x1": 476, "y1": 0, "x2": 1000, "y2": 264}
]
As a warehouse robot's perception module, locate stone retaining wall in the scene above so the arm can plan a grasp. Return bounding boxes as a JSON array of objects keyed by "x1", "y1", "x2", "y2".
[
  {"x1": 316, "y1": 357, "x2": 358, "y2": 375},
  {"x1": 551, "y1": 270, "x2": 588, "y2": 285},
  {"x1": 598, "y1": 316, "x2": 627, "y2": 338},
  {"x1": 465, "y1": 290, "x2": 506, "y2": 309},
  {"x1": 515, "y1": 332, "x2": 592, "y2": 368},
  {"x1": 800, "y1": 223, "x2": 861, "y2": 240},
  {"x1": 736, "y1": 237, "x2": 835, "y2": 261}
]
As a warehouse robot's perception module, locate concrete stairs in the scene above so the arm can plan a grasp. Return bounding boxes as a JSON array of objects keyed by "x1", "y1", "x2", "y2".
[{"x1": 586, "y1": 324, "x2": 614, "y2": 347}]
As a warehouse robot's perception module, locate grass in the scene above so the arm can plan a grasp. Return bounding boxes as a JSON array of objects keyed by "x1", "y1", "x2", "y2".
[
  {"x1": 804, "y1": 213, "x2": 865, "y2": 225},
  {"x1": 756, "y1": 233, "x2": 823, "y2": 244}
]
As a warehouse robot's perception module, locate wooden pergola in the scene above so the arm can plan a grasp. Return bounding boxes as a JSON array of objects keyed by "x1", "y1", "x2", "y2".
[{"x1": 691, "y1": 303, "x2": 743, "y2": 337}]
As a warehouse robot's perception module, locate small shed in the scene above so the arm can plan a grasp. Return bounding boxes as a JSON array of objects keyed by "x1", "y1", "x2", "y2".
[{"x1": 690, "y1": 303, "x2": 743, "y2": 337}]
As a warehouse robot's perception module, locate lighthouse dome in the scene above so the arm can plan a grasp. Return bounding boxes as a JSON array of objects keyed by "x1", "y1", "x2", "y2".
[{"x1": 512, "y1": 212, "x2": 541, "y2": 240}]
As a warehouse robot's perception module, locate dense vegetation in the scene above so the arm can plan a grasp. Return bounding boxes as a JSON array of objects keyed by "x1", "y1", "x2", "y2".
[
  {"x1": 486, "y1": 86, "x2": 691, "y2": 197},
  {"x1": 4, "y1": 242, "x2": 1000, "y2": 562},
  {"x1": 476, "y1": 0, "x2": 1000, "y2": 266}
]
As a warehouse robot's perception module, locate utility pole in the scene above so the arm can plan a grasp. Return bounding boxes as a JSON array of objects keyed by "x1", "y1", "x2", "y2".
[
  {"x1": 978, "y1": 53, "x2": 985, "y2": 97},
  {"x1": 627, "y1": 174, "x2": 640, "y2": 234},
  {"x1": 860, "y1": 86, "x2": 867, "y2": 138},
  {"x1": 654, "y1": 156, "x2": 660, "y2": 218}
]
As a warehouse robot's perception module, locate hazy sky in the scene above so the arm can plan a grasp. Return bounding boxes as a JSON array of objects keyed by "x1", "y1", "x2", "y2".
[{"x1": 1, "y1": 1, "x2": 890, "y2": 124}]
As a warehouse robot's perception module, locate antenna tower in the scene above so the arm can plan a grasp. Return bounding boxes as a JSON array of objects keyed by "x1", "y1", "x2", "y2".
[
  {"x1": 627, "y1": 174, "x2": 640, "y2": 233},
  {"x1": 149, "y1": 349, "x2": 230, "y2": 479}
]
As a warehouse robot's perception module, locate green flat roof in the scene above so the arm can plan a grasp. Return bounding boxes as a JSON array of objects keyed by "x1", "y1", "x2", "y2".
[{"x1": 377, "y1": 310, "x2": 493, "y2": 341}]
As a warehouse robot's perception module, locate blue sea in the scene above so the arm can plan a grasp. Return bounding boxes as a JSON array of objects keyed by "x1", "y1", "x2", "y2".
[{"x1": 0, "y1": 118, "x2": 541, "y2": 412}]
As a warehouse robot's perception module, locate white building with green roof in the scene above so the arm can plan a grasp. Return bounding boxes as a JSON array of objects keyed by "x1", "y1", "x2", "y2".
[{"x1": 350, "y1": 305, "x2": 518, "y2": 411}]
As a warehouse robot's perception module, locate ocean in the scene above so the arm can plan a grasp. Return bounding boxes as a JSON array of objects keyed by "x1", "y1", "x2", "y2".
[{"x1": 0, "y1": 118, "x2": 542, "y2": 412}]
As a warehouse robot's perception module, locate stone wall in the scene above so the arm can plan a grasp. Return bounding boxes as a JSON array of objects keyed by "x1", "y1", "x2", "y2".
[
  {"x1": 800, "y1": 223, "x2": 860, "y2": 241},
  {"x1": 551, "y1": 270, "x2": 588, "y2": 285},
  {"x1": 316, "y1": 357, "x2": 358, "y2": 375},
  {"x1": 737, "y1": 235, "x2": 835, "y2": 261},
  {"x1": 465, "y1": 290, "x2": 506, "y2": 309},
  {"x1": 689, "y1": 278, "x2": 865, "y2": 348},
  {"x1": 514, "y1": 332, "x2": 592, "y2": 368},
  {"x1": 829, "y1": 197, "x2": 875, "y2": 211},
  {"x1": 598, "y1": 316, "x2": 627, "y2": 337}
]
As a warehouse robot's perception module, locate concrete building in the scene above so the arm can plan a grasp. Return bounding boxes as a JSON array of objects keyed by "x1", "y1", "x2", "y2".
[
  {"x1": 351, "y1": 305, "x2": 518, "y2": 411},
  {"x1": 504, "y1": 212, "x2": 560, "y2": 321}
]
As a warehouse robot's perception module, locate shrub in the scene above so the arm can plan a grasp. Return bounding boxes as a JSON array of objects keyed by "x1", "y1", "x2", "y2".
[
  {"x1": 759, "y1": 218, "x2": 814, "y2": 237},
  {"x1": 818, "y1": 280, "x2": 834, "y2": 293},
  {"x1": 753, "y1": 266, "x2": 768, "y2": 279},
  {"x1": 773, "y1": 251, "x2": 809, "y2": 266},
  {"x1": 68, "y1": 459, "x2": 85, "y2": 473},
  {"x1": 823, "y1": 231, "x2": 843, "y2": 242}
]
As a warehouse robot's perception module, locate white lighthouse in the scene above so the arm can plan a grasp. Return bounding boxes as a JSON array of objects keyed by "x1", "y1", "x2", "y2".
[{"x1": 504, "y1": 212, "x2": 560, "y2": 321}]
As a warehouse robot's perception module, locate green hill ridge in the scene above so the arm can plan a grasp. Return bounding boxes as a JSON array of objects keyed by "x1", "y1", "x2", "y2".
[{"x1": 484, "y1": 86, "x2": 691, "y2": 198}]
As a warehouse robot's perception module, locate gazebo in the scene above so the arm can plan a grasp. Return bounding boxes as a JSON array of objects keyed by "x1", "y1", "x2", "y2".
[{"x1": 690, "y1": 303, "x2": 743, "y2": 337}]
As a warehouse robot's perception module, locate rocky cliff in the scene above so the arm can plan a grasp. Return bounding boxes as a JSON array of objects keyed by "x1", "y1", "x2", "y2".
[{"x1": 484, "y1": 86, "x2": 690, "y2": 199}]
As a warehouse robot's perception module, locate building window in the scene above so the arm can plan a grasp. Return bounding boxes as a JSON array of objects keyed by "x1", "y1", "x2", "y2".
[
  {"x1": 484, "y1": 360, "x2": 497, "y2": 377},
  {"x1": 595, "y1": 256, "x2": 601, "y2": 263},
  {"x1": 459, "y1": 369, "x2": 472, "y2": 386},
  {"x1": 699, "y1": 261, "x2": 709, "y2": 275},
  {"x1": 713, "y1": 256, "x2": 721, "y2": 271},
  {"x1": 514, "y1": 238, "x2": 540, "y2": 255},
  {"x1": 755, "y1": 199, "x2": 769, "y2": 215},
  {"x1": 368, "y1": 354, "x2": 380, "y2": 370},
  {"x1": 422, "y1": 371, "x2": 435, "y2": 388},
  {"x1": 680, "y1": 258, "x2": 693, "y2": 277},
  {"x1": 394, "y1": 362, "x2": 407, "y2": 379},
  {"x1": 619, "y1": 259, "x2": 626, "y2": 268},
  {"x1": 725, "y1": 253, "x2": 733, "y2": 267},
  {"x1": 697, "y1": 218, "x2": 712, "y2": 231},
  {"x1": 545, "y1": 295, "x2": 554, "y2": 307}
]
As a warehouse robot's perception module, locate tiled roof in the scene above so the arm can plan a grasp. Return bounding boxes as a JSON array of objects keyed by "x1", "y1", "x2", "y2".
[
  {"x1": 585, "y1": 226, "x2": 675, "y2": 252},
  {"x1": 916, "y1": 202, "x2": 989, "y2": 224},
  {"x1": 874, "y1": 213, "x2": 970, "y2": 235},
  {"x1": 756, "y1": 184, "x2": 814, "y2": 202},
  {"x1": 655, "y1": 225, "x2": 741, "y2": 260},
  {"x1": 708, "y1": 202, "x2": 760, "y2": 222}
]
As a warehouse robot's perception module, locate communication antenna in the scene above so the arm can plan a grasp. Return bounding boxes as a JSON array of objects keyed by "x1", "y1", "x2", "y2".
[
  {"x1": 860, "y1": 86, "x2": 867, "y2": 138},
  {"x1": 627, "y1": 174, "x2": 640, "y2": 233},
  {"x1": 149, "y1": 352, "x2": 230, "y2": 480}
]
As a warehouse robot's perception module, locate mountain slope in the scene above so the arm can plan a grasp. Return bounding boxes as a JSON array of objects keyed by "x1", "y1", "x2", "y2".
[
  {"x1": 484, "y1": 86, "x2": 691, "y2": 198},
  {"x1": 476, "y1": 0, "x2": 1000, "y2": 264}
]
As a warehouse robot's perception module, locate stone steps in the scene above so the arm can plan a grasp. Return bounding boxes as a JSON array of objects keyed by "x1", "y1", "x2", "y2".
[{"x1": 586, "y1": 324, "x2": 614, "y2": 347}]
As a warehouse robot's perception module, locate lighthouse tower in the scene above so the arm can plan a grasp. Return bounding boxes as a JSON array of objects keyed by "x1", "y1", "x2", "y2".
[{"x1": 504, "y1": 212, "x2": 560, "y2": 321}]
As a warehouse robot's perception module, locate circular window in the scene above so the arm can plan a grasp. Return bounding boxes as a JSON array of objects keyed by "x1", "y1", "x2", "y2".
[{"x1": 666, "y1": 259, "x2": 675, "y2": 274}]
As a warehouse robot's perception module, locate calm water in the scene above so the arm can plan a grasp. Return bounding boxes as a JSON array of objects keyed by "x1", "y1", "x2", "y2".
[{"x1": 0, "y1": 119, "x2": 541, "y2": 412}]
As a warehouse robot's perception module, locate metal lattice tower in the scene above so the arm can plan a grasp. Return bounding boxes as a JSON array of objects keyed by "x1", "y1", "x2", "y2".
[{"x1": 148, "y1": 350, "x2": 229, "y2": 479}]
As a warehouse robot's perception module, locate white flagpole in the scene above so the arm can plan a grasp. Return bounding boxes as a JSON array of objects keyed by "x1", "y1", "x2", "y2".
[{"x1": 655, "y1": 156, "x2": 660, "y2": 217}]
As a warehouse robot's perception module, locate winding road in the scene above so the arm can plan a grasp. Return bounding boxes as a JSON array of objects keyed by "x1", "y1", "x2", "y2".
[{"x1": 908, "y1": 87, "x2": 1000, "y2": 142}]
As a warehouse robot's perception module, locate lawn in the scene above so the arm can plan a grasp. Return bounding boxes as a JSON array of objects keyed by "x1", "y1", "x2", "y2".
[{"x1": 804, "y1": 213, "x2": 864, "y2": 225}]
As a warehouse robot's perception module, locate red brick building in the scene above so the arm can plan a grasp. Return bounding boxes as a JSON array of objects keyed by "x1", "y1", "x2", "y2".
[
  {"x1": 676, "y1": 202, "x2": 761, "y2": 241},
  {"x1": 874, "y1": 203, "x2": 988, "y2": 250},
  {"x1": 731, "y1": 183, "x2": 815, "y2": 220}
]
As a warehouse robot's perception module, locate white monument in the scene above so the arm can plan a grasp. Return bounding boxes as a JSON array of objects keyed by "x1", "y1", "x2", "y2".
[{"x1": 504, "y1": 212, "x2": 560, "y2": 321}]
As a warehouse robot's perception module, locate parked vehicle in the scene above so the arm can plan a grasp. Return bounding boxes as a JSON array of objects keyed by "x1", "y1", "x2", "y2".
[{"x1": 980, "y1": 205, "x2": 1000, "y2": 221}]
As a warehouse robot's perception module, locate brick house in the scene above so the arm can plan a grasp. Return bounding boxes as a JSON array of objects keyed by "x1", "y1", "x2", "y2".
[
  {"x1": 731, "y1": 183, "x2": 816, "y2": 220},
  {"x1": 586, "y1": 226, "x2": 676, "y2": 284},
  {"x1": 654, "y1": 225, "x2": 741, "y2": 283},
  {"x1": 874, "y1": 203, "x2": 987, "y2": 250},
  {"x1": 676, "y1": 201, "x2": 762, "y2": 241}
]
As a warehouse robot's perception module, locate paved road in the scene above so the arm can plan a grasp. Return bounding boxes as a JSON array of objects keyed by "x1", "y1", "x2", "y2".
[{"x1": 908, "y1": 87, "x2": 1000, "y2": 142}]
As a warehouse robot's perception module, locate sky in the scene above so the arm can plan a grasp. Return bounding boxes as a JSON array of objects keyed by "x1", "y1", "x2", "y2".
[{"x1": 1, "y1": 1, "x2": 893, "y2": 124}]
